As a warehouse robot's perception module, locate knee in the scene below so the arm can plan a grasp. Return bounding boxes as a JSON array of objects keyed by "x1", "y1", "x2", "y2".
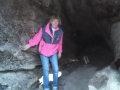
[
  {"x1": 42, "y1": 67, "x2": 49, "y2": 74},
  {"x1": 43, "y1": 68, "x2": 49, "y2": 72},
  {"x1": 53, "y1": 67, "x2": 59, "y2": 73}
]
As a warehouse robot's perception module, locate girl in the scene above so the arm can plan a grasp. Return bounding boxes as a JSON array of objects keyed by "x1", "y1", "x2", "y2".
[{"x1": 23, "y1": 15, "x2": 63, "y2": 90}]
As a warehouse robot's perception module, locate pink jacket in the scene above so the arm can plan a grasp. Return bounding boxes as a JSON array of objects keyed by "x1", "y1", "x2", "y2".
[{"x1": 28, "y1": 23, "x2": 63, "y2": 57}]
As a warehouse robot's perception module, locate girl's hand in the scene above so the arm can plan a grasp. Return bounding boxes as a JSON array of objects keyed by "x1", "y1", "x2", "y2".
[
  {"x1": 23, "y1": 44, "x2": 30, "y2": 51},
  {"x1": 58, "y1": 52, "x2": 62, "y2": 59}
]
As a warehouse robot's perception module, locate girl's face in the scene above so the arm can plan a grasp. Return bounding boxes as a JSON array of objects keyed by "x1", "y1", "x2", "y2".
[{"x1": 51, "y1": 19, "x2": 59, "y2": 28}]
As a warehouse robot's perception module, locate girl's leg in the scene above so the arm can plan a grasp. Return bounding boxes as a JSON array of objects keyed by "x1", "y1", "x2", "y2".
[
  {"x1": 49, "y1": 53, "x2": 59, "y2": 89},
  {"x1": 40, "y1": 54, "x2": 50, "y2": 90}
]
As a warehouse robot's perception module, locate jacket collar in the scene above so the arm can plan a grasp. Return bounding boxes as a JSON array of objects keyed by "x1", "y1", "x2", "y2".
[{"x1": 45, "y1": 23, "x2": 59, "y2": 38}]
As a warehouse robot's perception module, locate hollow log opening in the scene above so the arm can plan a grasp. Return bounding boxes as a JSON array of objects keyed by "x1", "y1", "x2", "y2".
[{"x1": 0, "y1": 0, "x2": 120, "y2": 90}]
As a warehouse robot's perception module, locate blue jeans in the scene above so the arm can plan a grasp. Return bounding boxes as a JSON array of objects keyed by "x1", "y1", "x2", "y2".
[{"x1": 40, "y1": 53, "x2": 59, "y2": 90}]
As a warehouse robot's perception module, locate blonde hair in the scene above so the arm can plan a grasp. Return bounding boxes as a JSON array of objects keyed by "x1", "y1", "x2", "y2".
[{"x1": 49, "y1": 15, "x2": 61, "y2": 25}]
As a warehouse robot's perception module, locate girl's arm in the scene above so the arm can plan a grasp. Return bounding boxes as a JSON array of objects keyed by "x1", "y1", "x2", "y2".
[
  {"x1": 23, "y1": 28, "x2": 42, "y2": 51},
  {"x1": 28, "y1": 28, "x2": 42, "y2": 47},
  {"x1": 58, "y1": 33, "x2": 63, "y2": 59}
]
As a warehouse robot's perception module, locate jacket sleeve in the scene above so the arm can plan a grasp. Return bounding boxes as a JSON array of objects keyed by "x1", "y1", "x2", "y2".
[
  {"x1": 58, "y1": 33, "x2": 63, "y2": 53},
  {"x1": 28, "y1": 28, "x2": 42, "y2": 47}
]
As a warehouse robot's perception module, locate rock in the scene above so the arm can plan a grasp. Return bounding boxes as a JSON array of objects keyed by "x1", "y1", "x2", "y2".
[
  {"x1": 87, "y1": 0, "x2": 120, "y2": 21},
  {"x1": 59, "y1": 65, "x2": 96, "y2": 90},
  {"x1": 111, "y1": 21, "x2": 120, "y2": 61},
  {"x1": 88, "y1": 85, "x2": 98, "y2": 90},
  {"x1": 88, "y1": 66, "x2": 120, "y2": 90},
  {"x1": 0, "y1": 0, "x2": 53, "y2": 89},
  {"x1": 0, "y1": 0, "x2": 120, "y2": 90},
  {"x1": 0, "y1": 83, "x2": 8, "y2": 90},
  {"x1": 114, "y1": 58, "x2": 120, "y2": 69},
  {"x1": 0, "y1": 68, "x2": 41, "y2": 90},
  {"x1": 0, "y1": 0, "x2": 52, "y2": 71}
]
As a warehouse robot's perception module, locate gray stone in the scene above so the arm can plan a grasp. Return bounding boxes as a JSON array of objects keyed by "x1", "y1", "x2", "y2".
[
  {"x1": 111, "y1": 21, "x2": 120, "y2": 61},
  {"x1": 0, "y1": 0, "x2": 51, "y2": 71},
  {"x1": 1, "y1": 0, "x2": 120, "y2": 90},
  {"x1": 0, "y1": 0, "x2": 60, "y2": 89},
  {"x1": 59, "y1": 65, "x2": 96, "y2": 90},
  {"x1": 88, "y1": 66, "x2": 120, "y2": 90},
  {"x1": 0, "y1": 68, "x2": 41, "y2": 90}
]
